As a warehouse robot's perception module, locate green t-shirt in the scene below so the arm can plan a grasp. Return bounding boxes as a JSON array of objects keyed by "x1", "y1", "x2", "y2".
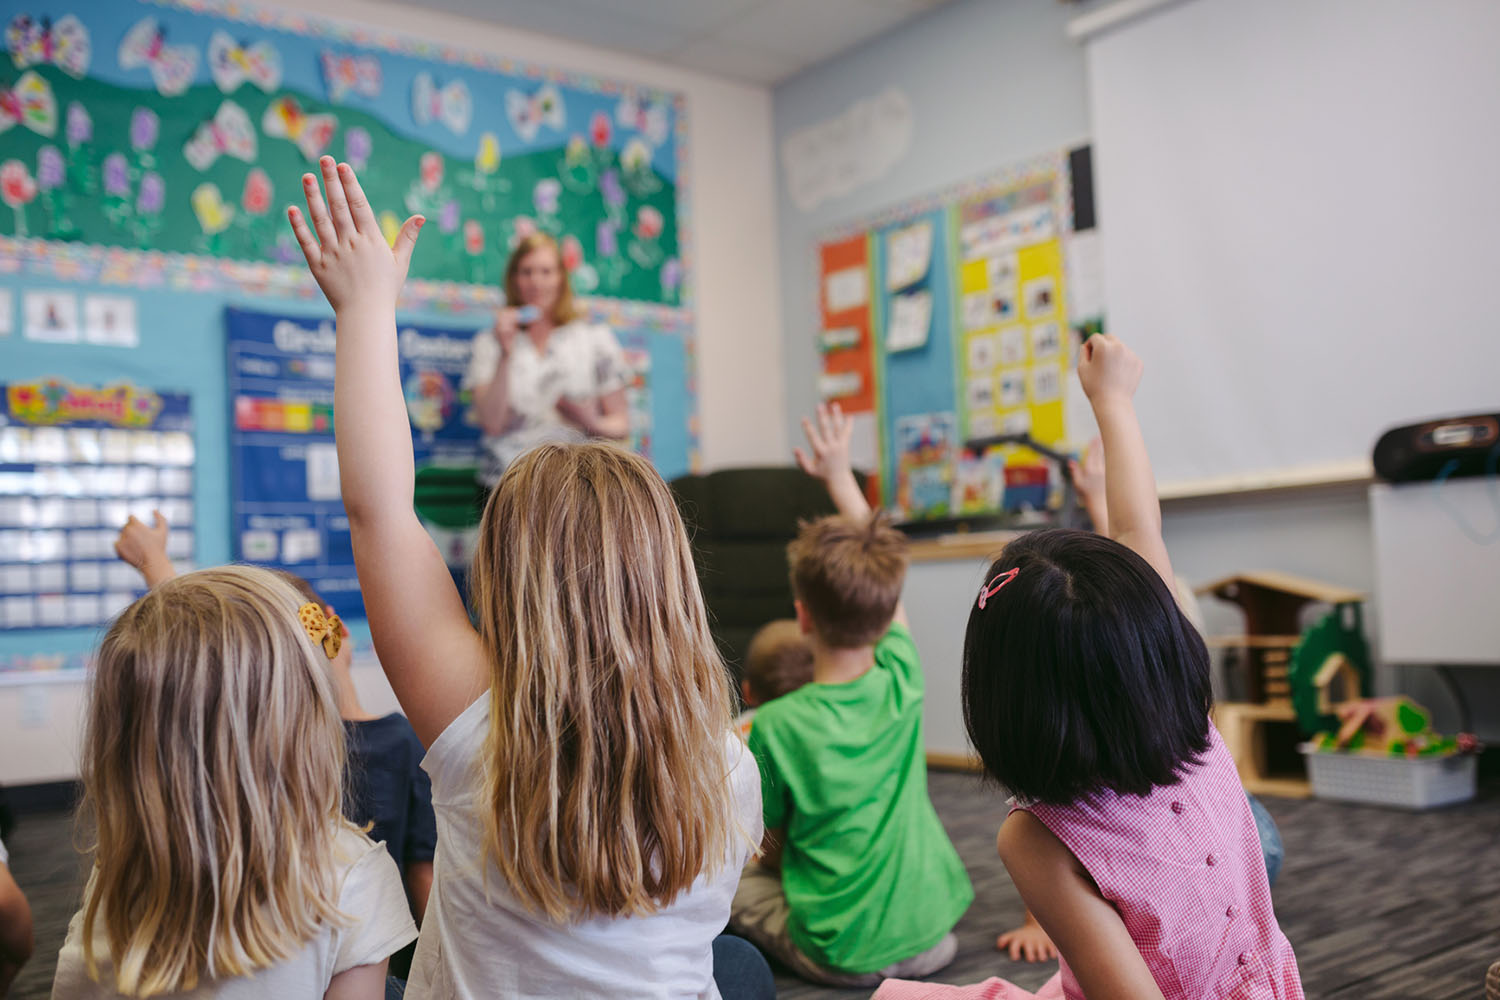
[{"x1": 747, "y1": 622, "x2": 974, "y2": 973}]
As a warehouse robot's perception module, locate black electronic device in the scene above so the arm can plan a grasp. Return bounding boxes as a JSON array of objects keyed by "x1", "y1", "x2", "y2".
[{"x1": 1373, "y1": 413, "x2": 1500, "y2": 483}]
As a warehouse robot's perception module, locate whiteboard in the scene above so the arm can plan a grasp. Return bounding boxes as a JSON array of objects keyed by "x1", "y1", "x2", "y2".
[{"x1": 1084, "y1": 0, "x2": 1500, "y2": 491}]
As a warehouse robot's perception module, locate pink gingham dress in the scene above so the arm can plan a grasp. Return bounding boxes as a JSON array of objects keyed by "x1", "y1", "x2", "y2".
[{"x1": 1019, "y1": 724, "x2": 1303, "y2": 999}]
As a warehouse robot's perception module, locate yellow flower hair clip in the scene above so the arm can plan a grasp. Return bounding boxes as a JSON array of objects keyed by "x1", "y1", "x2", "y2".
[{"x1": 297, "y1": 602, "x2": 343, "y2": 660}]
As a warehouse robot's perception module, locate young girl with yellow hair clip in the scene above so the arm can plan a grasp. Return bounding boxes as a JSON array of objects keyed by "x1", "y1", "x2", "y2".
[
  {"x1": 287, "y1": 158, "x2": 769, "y2": 999},
  {"x1": 51, "y1": 566, "x2": 417, "y2": 999}
]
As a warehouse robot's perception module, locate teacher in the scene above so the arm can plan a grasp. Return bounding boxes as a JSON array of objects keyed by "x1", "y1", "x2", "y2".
[{"x1": 465, "y1": 232, "x2": 631, "y2": 487}]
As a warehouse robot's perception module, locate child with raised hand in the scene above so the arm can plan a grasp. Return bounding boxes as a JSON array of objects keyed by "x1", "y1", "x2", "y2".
[
  {"x1": 729, "y1": 402, "x2": 972, "y2": 987},
  {"x1": 880, "y1": 335, "x2": 1303, "y2": 1000},
  {"x1": 51, "y1": 566, "x2": 416, "y2": 999},
  {"x1": 112, "y1": 512, "x2": 438, "y2": 957},
  {"x1": 288, "y1": 158, "x2": 768, "y2": 1000}
]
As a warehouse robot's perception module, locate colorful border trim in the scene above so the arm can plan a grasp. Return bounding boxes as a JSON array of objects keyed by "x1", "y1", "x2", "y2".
[{"x1": 0, "y1": 235, "x2": 694, "y2": 330}]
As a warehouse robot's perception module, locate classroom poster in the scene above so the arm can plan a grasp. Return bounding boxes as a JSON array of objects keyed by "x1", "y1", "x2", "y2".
[
  {"x1": 227, "y1": 307, "x2": 481, "y2": 618},
  {"x1": 0, "y1": 379, "x2": 195, "y2": 644},
  {"x1": 816, "y1": 233, "x2": 880, "y2": 497},
  {"x1": 1, "y1": 1, "x2": 687, "y2": 311},
  {"x1": 226, "y1": 305, "x2": 693, "y2": 618}
]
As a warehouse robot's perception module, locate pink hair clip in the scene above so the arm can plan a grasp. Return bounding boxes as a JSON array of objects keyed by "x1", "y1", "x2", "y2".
[{"x1": 977, "y1": 567, "x2": 1020, "y2": 609}]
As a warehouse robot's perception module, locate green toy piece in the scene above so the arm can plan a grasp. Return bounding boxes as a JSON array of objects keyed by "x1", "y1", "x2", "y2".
[{"x1": 1288, "y1": 604, "x2": 1371, "y2": 735}]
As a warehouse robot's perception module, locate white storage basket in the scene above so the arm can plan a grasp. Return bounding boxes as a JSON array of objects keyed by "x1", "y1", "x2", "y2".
[{"x1": 1300, "y1": 745, "x2": 1477, "y2": 810}]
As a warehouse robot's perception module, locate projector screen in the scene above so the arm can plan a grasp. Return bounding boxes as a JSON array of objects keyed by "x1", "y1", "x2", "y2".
[{"x1": 1084, "y1": 0, "x2": 1500, "y2": 492}]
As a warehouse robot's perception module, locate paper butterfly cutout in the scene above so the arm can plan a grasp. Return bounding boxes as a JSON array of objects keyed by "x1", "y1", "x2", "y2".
[
  {"x1": 412, "y1": 72, "x2": 471, "y2": 135},
  {"x1": 321, "y1": 50, "x2": 381, "y2": 103},
  {"x1": 191, "y1": 182, "x2": 234, "y2": 235},
  {"x1": 505, "y1": 83, "x2": 563, "y2": 143},
  {"x1": 118, "y1": 17, "x2": 198, "y2": 97},
  {"x1": 6, "y1": 13, "x2": 90, "y2": 78},
  {"x1": 615, "y1": 93, "x2": 669, "y2": 148},
  {"x1": 262, "y1": 96, "x2": 336, "y2": 161},
  {"x1": 0, "y1": 71, "x2": 57, "y2": 138},
  {"x1": 206, "y1": 30, "x2": 281, "y2": 93},
  {"x1": 183, "y1": 100, "x2": 256, "y2": 171},
  {"x1": 298, "y1": 603, "x2": 343, "y2": 659}
]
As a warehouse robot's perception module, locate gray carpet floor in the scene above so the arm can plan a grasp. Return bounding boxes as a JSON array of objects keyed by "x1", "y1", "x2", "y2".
[{"x1": 7, "y1": 770, "x2": 1498, "y2": 999}]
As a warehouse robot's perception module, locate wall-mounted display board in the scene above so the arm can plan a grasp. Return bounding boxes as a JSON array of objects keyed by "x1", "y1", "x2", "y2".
[
  {"x1": 0, "y1": 380, "x2": 194, "y2": 635},
  {"x1": 0, "y1": 0, "x2": 688, "y2": 310},
  {"x1": 815, "y1": 146, "x2": 1102, "y2": 522}
]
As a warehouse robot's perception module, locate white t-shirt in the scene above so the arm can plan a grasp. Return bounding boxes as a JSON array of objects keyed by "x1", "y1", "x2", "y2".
[
  {"x1": 52, "y1": 826, "x2": 416, "y2": 999},
  {"x1": 0, "y1": 834, "x2": 8, "y2": 866},
  {"x1": 463, "y1": 319, "x2": 629, "y2": 484},
  {"x1": 407, "y1": 695, "x2": 762, "y2": 1000}
]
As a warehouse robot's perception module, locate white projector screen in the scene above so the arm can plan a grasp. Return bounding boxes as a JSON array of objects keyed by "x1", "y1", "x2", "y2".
[{"x1": 1085, "y1": 0, "x2": 1500, "y2": 492}]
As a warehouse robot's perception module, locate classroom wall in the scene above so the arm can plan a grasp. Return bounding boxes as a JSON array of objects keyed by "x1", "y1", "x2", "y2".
[
  {"x1": 0, "y1": 0, "x2": 785, "y2": 785},
  {"x1": 772, "y1": 0, "x2": 1500, "y2": 751}
]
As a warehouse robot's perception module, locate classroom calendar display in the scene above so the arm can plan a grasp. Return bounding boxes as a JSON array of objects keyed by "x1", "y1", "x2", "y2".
[
  {"x1": 0, "y1": 380, "x2": 194, "y2": 632},
  {"x1": 816, "y1": 148, "x2": 1100, "y2": 522}
]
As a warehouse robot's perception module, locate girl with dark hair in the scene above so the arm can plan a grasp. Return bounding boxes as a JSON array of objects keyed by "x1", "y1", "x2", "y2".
[{"x1": 888, "y1": 335, "x2": 1303, "y2": 1000}]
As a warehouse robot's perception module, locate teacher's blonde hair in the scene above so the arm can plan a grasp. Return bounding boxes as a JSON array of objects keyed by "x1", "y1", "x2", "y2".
[
  {"x1": 470, "y1": 443, "x2": 746, "y2": 921},
  {"x1": 80, "y1": 565, "x2": 353, "y2": 996}
]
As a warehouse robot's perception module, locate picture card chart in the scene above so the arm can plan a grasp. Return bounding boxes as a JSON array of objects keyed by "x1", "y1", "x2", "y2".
[
  {"x1": 955, "y1": 165, "x2": 1072, "y2": 514},
  {"x1": 227, "y1": 307, "x2": 482, "y2": 620},
  {"x1": 0, "y1": 380, "x2": 195, "y2": 632}
]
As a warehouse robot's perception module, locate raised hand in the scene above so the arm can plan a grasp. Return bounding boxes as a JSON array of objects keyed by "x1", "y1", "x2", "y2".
[
  {"x1": 114, "y1": 511, "x2": 175, "y2": 587},
  {"x1": 1077, "y1": 333, "x2": 1143, "y2": 408},
  {"x1": 287, "y1": 156, "x2": 423, "y2": 314},
  {"x1": 794, "y1": 402, "x2": 854, "y2": 485}
]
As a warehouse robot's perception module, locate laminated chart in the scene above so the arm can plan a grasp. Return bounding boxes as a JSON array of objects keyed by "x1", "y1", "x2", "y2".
[{"x1": 0, "y1": 380, "x2": 194, "y2": 632}]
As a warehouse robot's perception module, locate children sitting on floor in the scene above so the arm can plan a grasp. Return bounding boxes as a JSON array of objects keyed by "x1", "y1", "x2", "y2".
[
  {"x1": 286, "y1": 157, "x2": 772, "y2": 999},
  {"x1": 735, "y1": 619, "x2": 814, "y2": 739},
  {"x1": 113, "y1": 512, "x2": 437, "y2": 977},
  {"x1": 729, "y1": 402, "x2": 973, "y2": 987}
]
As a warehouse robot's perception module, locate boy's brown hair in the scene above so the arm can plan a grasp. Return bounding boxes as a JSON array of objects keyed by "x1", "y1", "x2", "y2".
[
  {"x1": 787, "y1": 512, "x2": 908, "y2": 649},
  {"x1": 743, "y1": 619, "x2": 814, "y2": 704}
]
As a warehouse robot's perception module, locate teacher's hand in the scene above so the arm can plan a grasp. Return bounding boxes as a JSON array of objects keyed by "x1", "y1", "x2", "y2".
[{"x1": 492, "y1": 307, "x2": 522, "y2": 356}]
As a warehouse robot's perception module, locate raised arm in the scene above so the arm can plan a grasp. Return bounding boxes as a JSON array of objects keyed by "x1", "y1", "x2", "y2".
[
  {"x1": 288, "y1": 157, "x2": 487, "y2": 746},
  {"x1": 794, "y1": 403, "x2": 907, "y2": 629},
  {"x1": 1076, "y1": 335, "x2": 1174, "y2": 588}
]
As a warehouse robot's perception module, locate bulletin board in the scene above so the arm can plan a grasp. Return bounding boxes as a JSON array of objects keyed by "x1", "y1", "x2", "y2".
[
  {"x1": 0, "y1": 0, "x2": 699, "y2": 683},
  {"x1": 0, "y1": 0, "x2": 688, "y2": 308},
  {"x1": 814, "y1": 146, "x2": 1102, "y2": 523}
]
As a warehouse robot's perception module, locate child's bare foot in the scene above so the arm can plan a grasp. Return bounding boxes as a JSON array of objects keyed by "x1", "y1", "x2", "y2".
[{"x1": 996, "y1": 914, "x2": 1058, "y2": 962}]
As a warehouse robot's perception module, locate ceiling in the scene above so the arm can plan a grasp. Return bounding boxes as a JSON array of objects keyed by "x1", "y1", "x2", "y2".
[{"x1": 406, "y1": 0, "x2": 955, "y2": 85}]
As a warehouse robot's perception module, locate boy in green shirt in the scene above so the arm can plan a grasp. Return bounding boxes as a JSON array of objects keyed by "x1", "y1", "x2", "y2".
[{"x1": 728, "y1": 402, "x2": 974, "y2": 987}]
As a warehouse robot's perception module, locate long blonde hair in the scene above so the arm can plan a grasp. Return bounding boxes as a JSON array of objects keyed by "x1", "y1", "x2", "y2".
[
  {"x1": 503, "y1": 231, "x2": 583, "y2": 326},
  {"x1": 80, "y1": 565, "x2": 353, "y2": 996},
  {"x1": 469, "y1": 443, "x2": 743, "y2": 921}
]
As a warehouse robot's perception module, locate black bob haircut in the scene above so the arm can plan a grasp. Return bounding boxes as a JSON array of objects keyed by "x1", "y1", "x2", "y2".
[{"x1": 961, "y1": 528, "x2": 1212, "y2": 806}]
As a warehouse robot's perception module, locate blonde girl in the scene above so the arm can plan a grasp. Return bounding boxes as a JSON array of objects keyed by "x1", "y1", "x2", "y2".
[
  {"x1": 287, "y1": 158, "x2": 763, "y2": 999},
  {"x1": 52, "y1": 566, "x2": 417, "y2": 999}
]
